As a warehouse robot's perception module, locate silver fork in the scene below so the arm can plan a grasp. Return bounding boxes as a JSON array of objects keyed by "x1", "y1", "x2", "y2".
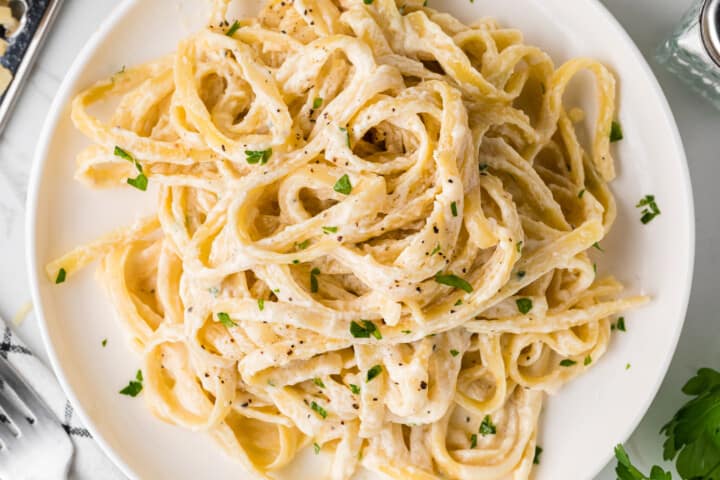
[{"x1": 0, "y1": 354, "x2": 73, "y2": 480}]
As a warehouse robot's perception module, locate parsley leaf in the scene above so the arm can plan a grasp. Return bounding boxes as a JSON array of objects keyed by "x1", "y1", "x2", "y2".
[
  {"x1": 313, "y1": 97, "x2": 324, "y2": 109},
  {"x1": 216, "y1": 312, "x2": 236, "y2": 327},
  {"x1": 610, "y1": 121, "x2": 624, "y2": 142},
  {"x1": 333, "y1": 174, "x2": 352, "y2": 195},
  {"x1": 310, "y1": 401, "x2": 328, "y2": 419},
  {"x1": 614, "y1": 444, "x2": 672, "y2": 480},
  {"x1": 534, "y1": 446, "x2": 543, "y2": 464},
  {"x1": 435, "y1": 273, "x2": 473, "y2": 293},
  {"x1": 245, "y1": 148, "x2": 272, "y2": 165},
  {"x1": 349, "y1": 320, "x2": 382, "y2": 339},
  {"x1": 322, "y1": 226, "x2": 338, "y2": 234},
  {"x1": 479, "y1": 415, "x2": 496, "y2": 436},
  {"x1": 451, "y1": 201, "x2": 458, "y2": 217},
  {"x1": 516, "y1": 298, "x2": 533, "y2": 314},
  {"x1": 257, "y1": 299, "x2": 264, "y2": 311},
  {"x1": 560, "y1": 359, "x2": 577, "y2": 367},
  {"x1": 119, "y1": 370, "x2": 143, "y2": 397},
  {"x1": 55, "y1": 268, "x2": 67, "y2": 284},
  {"x1": 366, "y1": 365, "x2": 382, "y2": 382},
  {"x1": 313, "y1": 378, "x2": 325, "y2": 388},
  {"x1": 661, "y1": 368, "x2": 720, "y2": 479},
  {"x1": 115, "y1": 146, "x2": 148, "y2": 191},
  {"x1": 226, "y1": 20, "x2": 241, "y2": 36},
  {"x1": 637, "y1": 195, "x2": 661, "y2": 224},
  {"x1": 617, "y1": 316, "x2": 627, "y2": 332},
  {"x1": 348, "y1": 384, "x2": 360, "y2": 395},
  {"x1": 470, "y1": 433, "x2": 477, "y2": 449},
  {"x1": 450, "y1": 349, "x2": 460, "y2": 357},
  {"x1": 313, "y1": 442, "x2": 321, "y2": 454}
]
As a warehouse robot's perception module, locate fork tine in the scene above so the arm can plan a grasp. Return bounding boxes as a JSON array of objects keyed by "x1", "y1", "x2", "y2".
[
  {"x1": 0, "y1": 421, "x2": 17, "y2": 448},
  {"x1": 0, "y1": 355, "x2": 56, "y2": 425},
  {"x1": 0, "y1": 386, "x2": 29, "y2": 429}
]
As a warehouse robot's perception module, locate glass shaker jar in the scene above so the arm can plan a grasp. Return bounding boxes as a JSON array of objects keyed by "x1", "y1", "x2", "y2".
[{"x1": 657, "y1": 0, "x2": 720, "y2": 109}]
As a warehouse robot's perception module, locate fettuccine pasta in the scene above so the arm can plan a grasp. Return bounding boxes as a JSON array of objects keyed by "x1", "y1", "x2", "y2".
[{"x1": 48, "y1": 0, "x2": 647, "y2": 478}]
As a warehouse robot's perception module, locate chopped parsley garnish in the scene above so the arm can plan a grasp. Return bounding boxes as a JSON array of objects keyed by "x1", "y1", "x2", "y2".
[
  {"x1": 534, "y1": 446, "x2": 543, "y2": 465},
  {"x1": 560, "y1": 359, "x2": 577, "y2": 367},
  {"x1": 363, "y1": 0, "x2": 374, "y2": 4},
  {"x1": 350, "y1": 320, "x2": 382, "y2": 339},
  {"x1": 322, "y1": 226, "x2": 338, "y2": 234},
  {"x1": 516, "y1": 241, "x2": 523, "y2": 253},
  {"x1": 310, "y1": 268, "x2": 320, "y2": 293},
  {"x1": 430, "y1": 244, "x2": 441, "y2": 256},
  {"x1": 516, "y1": 298, "x2": 533, "y2": 314},
  {"x1": 310, "y1": 401, "x2": 328, "y2": 419},
  {"x1": 257, "y1": 299, "x2": 264, "y2": 311},
  {"x1": 245, "y1": 148, "x2": 272, "y2": 165},
  {"x1": 470, "y1": 433, "x2": 478, "y2": 449},
  {"x1": 366, "y1": 365, "x2": 383, "y2": 382},
  {"x1": 313, "y1": 442, "x2": 321, "y2": 454},
  {"x1": 296, "y1": 240, "x2": 310, "y2": 250},
  {"x1": 113, "y1": 146, "x2": 132, "y2": 161},
  {"x1": 339, "y1": 127, "x2": 350, "y2": 147},
  {"x1": 102, "y1": 338, "x2": 108, "y2": 347},
  {"x1": 216, "y1": 312, "x2": 236, "y2": 328},
  {"x1": 313, "y1": 97, "x2": 323, "y2": 109},
  {"x1": 348, "y1": 384, "x2": 360, "y2": 395},
  {"x1": 616, "y1": 316, "x2": 626, "y2": 332},
  {"x1": 593, "y1": 263, "x2": 598, "y2": 274},
  {"x1": 454, "y1": 299, "x2": 463, "y2": 306},
  {"x1": 435, "y1": 273, "x2": 473, "y2": 293},
  {"x1": 593, "y1": 242, "x2": 604, "y2": 252},
  {"x1": 119, "y1": 370, "x2": 143, "y2": 397},
  {"x1": 479, "y1": 415, "x2": 496, "y2": 436},
  {"x1": 226, "y1": 20, "x2": 241, "y2": 36},
  {"x1": 626, "y1": 363, "x2": 631, "y2": 370},
  {"x1": 450, "y1": 201, "x2": 458, "y2": 217},
  {"x1": 333, "y1": 174, "x2": 352, "y2": 195},
  {"x1": 610, "y1": 121, "x2": 624, "y2": 142},
  {"x1": 292, "y1": 259, "x2": 300, "y2": 264},
  {"x1": 584, "y1": 355, "x2": 593, "y2": 366},
  {"x1": 637, "y1": 195, "x2": 661, "y2": 224},
  {"x1": 614, "y1": 444, "x2": 671, "y2": 480},
  {"x1": 313, "y1": 378, "x2": 325, "y2": 388},
  {"x1": 578, "y1": 189, "x2": 586, "y2": 199},
  {"x1": 401, "y1": 330, "x2": 412, "y2": 334},
  {"x1": 450, "y1": 349, "x2": 460, "y2": 357},
  {"x1": 115, "y1": 146, "x2": 148, "y2": 191},
  {"x1": 55, "y1": 268, "x2": 67, "y2": 284}
]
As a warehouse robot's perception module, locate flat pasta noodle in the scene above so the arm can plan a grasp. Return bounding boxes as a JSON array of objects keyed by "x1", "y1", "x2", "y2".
[{"x1": 48, "y1": 0, "x2": 648, "y2": 478}]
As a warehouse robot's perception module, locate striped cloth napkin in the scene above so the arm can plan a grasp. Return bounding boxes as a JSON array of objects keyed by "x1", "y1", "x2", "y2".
[{"x1": 0, "y1": 315, "x2": 125, "y2": 479}]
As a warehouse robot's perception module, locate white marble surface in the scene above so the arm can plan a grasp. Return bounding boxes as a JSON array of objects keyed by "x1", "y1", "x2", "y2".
[{"x1": 0, "y1": 0, "x2": 716, "y2": 477}]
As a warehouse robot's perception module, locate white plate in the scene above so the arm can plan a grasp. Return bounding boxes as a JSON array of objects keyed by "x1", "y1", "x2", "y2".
[{"x1": 26, "y1": 0, "x2": 694, "y2": 478}]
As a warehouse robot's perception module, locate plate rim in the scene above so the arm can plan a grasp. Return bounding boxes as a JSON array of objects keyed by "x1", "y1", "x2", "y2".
[{"x1": 24, "y1": 0, "x2": 696, "y2": 478}]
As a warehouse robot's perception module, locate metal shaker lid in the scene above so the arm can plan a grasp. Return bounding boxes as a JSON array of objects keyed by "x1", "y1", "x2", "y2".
[{"x1": 702, "y1": 0, "x2": 720, "y2": 67}]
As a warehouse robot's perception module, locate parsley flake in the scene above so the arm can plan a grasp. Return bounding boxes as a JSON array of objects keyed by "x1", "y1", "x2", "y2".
[
  {"x1": 470, "y1": 433, "x2": 478, "y2": 449},
  {"x1": 366, "y1": 365, "x2": 383, "y2": 382},
  {"x1": 55, "y1": 268, "x2": 67, "y2": 284},
  {"x1": 578, "y1": 189, "x2": 586, "y2": 199},
  {"x1": 348, "y1": 384, "x2": 361, "y2": 395},
  {"x1": 534, "y1": 446, "x2": 543, "y2": 465},
  {"x1": 479, "y1": 415, "x2": 496, "y2": 436},
  {"x1": 310, "y1": 401, "x2": 328, "y2": 419},
  {"x1": 245, "y1": 148, "x2": 272, "y2": 165},
  {"x1": 313, "y1": 378, "x2": 325, "y2": 388},
  {"x1": 610, "y1": 121, "x2": 624, "y2": 142},
  {"x1": 313, "y1": 442, "x2": 321, "y2": 454},
  {"x1": 560, "y1": 359, "x2": 577, "y2": 367},
  {"x1": 350, "y1": 320, "x2": 382, "y2": 339},
  {"x1": 226, "y1": 20, "x2": 241, "y2": 36},
  {"x1": 119, "y1": 370, "x2": 143, "y2": 397},
  {"x1": 636, "y1": 195, "x2": 661, "y2": 224},
  {"x1": 102, "y1": 338, "x2": 108, "y2": 347},
  {"x1": 333, "y1": 174, "x2": 352, "y2": 195},
  {"x1": 257, "y1": 299, "x2": 264, "y2": 311},
  {"x1": 584, "y1": 355, "x2": 592, "y2": 366},
  {"x1": 450, "y1": 349, "x2": 460, "y2": 357},
  {"x1": 616, "y1": 317, "x2": 626, "y2": 332},
  {"x1": 310, "y1": 268, "x2": 320, "y2": 293},
  {"x1": 451, "y1": 201, "x2": 458, "y2": 217},
  {"x1": 313, "y1": 97, "x2": 324, "y2": 109},
  {"x1": 516, "y1": 298, "x2": 533, "y2": 314},
  {"x1": 322, "y1": 226, "x2": 338, "y2": 234},
  {"x1": 296, "y1": 240, "x2": 310, "y2": 250},
  {"x1": 435, "y1": 273, "x2": 473, "y2": 293},
  {"x1": 216, "y1": 312, "x2": 236, "y2": 328}
]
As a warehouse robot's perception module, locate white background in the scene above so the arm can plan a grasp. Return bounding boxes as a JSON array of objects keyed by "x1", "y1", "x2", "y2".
[{"x1": 0, "y1": 0, "x2": 714, "y2": 477}]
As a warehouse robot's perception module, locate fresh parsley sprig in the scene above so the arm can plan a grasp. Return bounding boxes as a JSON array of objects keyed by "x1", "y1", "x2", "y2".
[{"x1": 615, "y1": 445, "x2": 672, "y2": 480}]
